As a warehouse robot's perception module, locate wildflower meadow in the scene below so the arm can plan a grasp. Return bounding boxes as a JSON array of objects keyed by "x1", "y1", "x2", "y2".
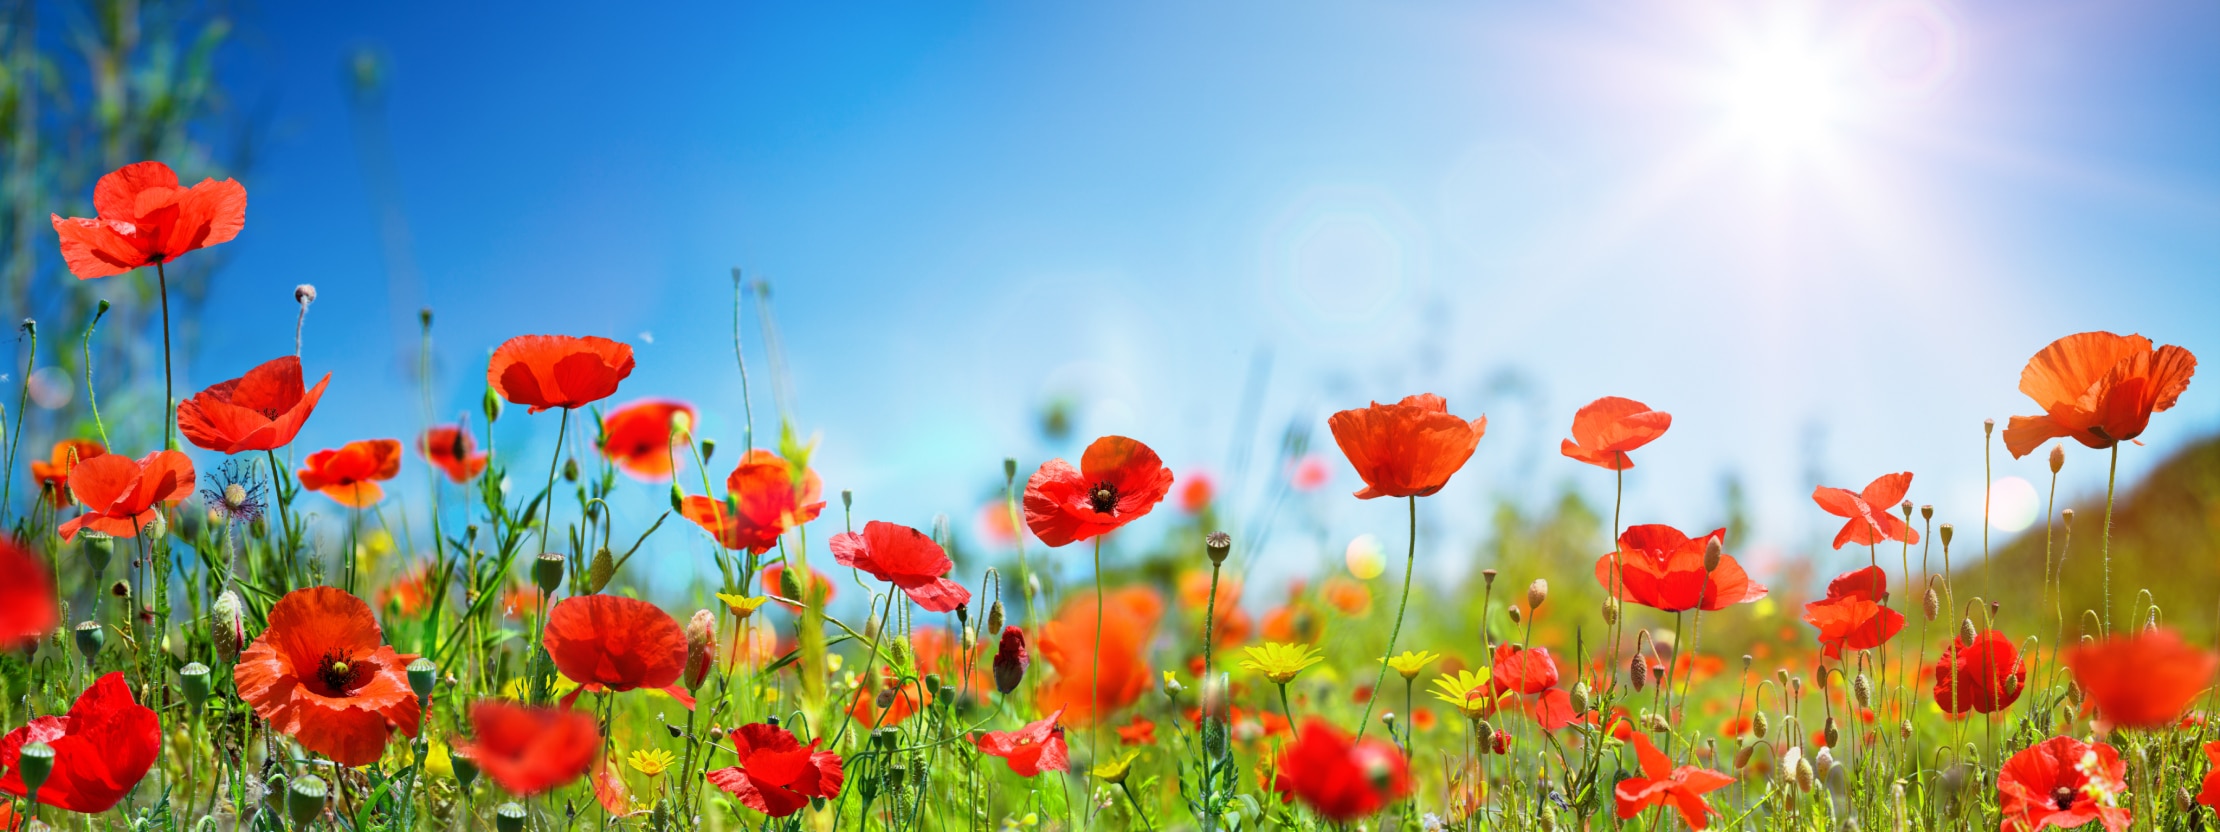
[{"x1": 0, "y1": 156, "x2": 2211, "y2": 832}]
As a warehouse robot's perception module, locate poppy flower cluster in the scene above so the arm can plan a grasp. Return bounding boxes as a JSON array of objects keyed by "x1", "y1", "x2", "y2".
[
  {"x1": 1802, "y1": 566, "x2": 1904, "y2": 660},
  {"x1": 0, "y1": 673, "x2": 161, "y2": 813},
  {"x1": 706, "y1": 722, "x2": 845, "y2": 816}
]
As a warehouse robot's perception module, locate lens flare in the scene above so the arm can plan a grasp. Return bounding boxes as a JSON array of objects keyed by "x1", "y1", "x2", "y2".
[{"x1": 1987, "y1": 476, "x2": 2039, "y2": 533}]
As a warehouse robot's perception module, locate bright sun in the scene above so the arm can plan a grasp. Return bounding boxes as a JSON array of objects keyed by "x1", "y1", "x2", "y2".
[{"x1": 1720, "y1": 43, "x2": 1847, "y2": 151}]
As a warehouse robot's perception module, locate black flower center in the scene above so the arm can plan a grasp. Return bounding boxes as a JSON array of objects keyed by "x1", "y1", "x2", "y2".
[
  {"x1": 318, "y1": 651, "x2": 366, "y2": 695},
  {"x1": 1088, "y1": 481, "x2": 1119, "y2": 514},
  {"x1": 2052, "y1": 786, "x2": 2076, "y2": 811}
]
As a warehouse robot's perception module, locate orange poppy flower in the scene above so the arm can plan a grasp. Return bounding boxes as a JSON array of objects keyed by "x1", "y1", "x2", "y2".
[
  {"x1": 1116, "y1": 716, "x2": 1158, "y2": 745},
  {"x1": 1597, "y1": 525, "x2": 1767, "y2": 613},
  {"x1": 298, "y1": 439, "x2": 403, "y2": 508},
  {"x1": 1614, "y1": 732, "x2": 1732, "y2": 829},
  {"x1": 1178, "y1": 471, "x2": 1215, "y2": 514},
  {"x1": 1328, "y1": 394, "x2": 1486, "y2": 499},
  {"x1": 50, "y1": 161, "x2": 246, "y2": 279},
  {"x1": 0, "y1": 540, "x2": 57, "y2": 651},
  {"x1": 847, "y1": 667, "x2": 932, "y2": 727},
  {"x1": 2062, "y1": 628, "x2": 2218, "y2": 729},
  {"x1": 1023, "y1": 435, "x2": 1174, "y2": 547},
  {"x1": 598, "y1": 399, "x2": 695, "y2": 481},
  {"x1": 1559, "y1": 396, "x2": 1671, "y2": 470},
  {"x1": 1812, "y1": 473, "x2": 1917, "y2": 549},
  {"x1": 457, "y1": 701, "x2": 600, "y2": 796},
  {"x1": 57, "y1": 450, "x2": 193, "y2": 541},
  {"x1": 1321, "y1": 576, "x2": 1371, "y2": 616},
  {"x1": 1261, "y1": 602, "x2": 1324, "y2": 644},
  {"x1": 177, "y1": 356, "x2": 330, "y2": 454},
  {"x1": 2003, "y1": 331, "x2": 2197, "y2": 458},
  {"x1": 681, "y1": 450, "x2": 826, "y2": 554},
  {"x1": 1801, "y1": 567, "x2": 1904, "y2": 660},
  {"x1": 1036, "y1": 587, "x2": 1162, "y2": 725},
  {"x1": 543, "y1": 594, "x2": 689, "y2": 705},
  {"x1": 0, "y1": 672, "x2": 161, "y2": 813},
  {"x1": 486, "y1": 334, "x2": 636, "y2": 414},
  {"x1": 418, "y1": 424, "x2": 488, "y2": 483},
  {"x1": 1178, "y1": 570, "x2": 1251, "y2": 648},
  {"x1": 28, "y1": 439, "x2": 104, "y2": 508},
  {"x1": 375, "y1": 563, "x2": 436, "y2": 617},
  {"x1": 233, "y1": 587, "x2": 422, "y2": 766}
]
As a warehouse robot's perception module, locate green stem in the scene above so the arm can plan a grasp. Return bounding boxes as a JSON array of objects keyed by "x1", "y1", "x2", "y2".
[
  {"x1": 1354, "y1": 496, "x2": 1416, "y2": 740},
  {"x1": 1092, "y1": 534, "x2": 1105, "y2": 760},
  {"x1": 2102, "y1": 442, "x2": 2119, "y2": 637},
  {"x1": 1, "y1": 323, "x2": 30, "y2": 525},
  {"x1": 157, "y1": 261, "x2": 175, "y2": 450}
]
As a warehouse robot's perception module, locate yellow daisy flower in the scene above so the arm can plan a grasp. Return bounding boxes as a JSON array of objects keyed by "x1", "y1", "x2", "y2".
[
  {"x1": 627, "y1": 748, "x2": 676, "y2": 778},
  {"x1": 1240, "y1": 642, "x2": 1324, "y2": 685},
  {"x1": 1383, "y1": 650, "x2": 1443, "y2": 680},
  {"x1": 717, "y1": 593, "x2": 770, "y2": 620},
  {"x1": 1429, "y1": 668, "x2": 1504, "y2": 720},
  {"x1": 1091, "y1": 749, "x2": 1141, "y2": 785}
]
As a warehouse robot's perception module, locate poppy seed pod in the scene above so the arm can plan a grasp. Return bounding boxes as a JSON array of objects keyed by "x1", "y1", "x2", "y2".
[
  {"x1": 1920, "y1": 504, "x2": 1933, "y2": 520},
  {"x1": 495, "y1": 802, "x2": 527, "y2": 832},
  {"x1": 993, "y1": 625, "x2": 1028, "y2": 695},
  {"x1": 180, "y1": 662, "x2": 212, "y2": 710},
  {"x1": 288, "y1": 775, "x2": 329, "y2": 828},
  {"x1": 2061, "y1": 508, "x2": 2074, "y2": 529},
  {"x1": 533, "y1": 553, "x2": 565, "y2": 595},
  {"x1": 16, "y1": 742, "x2": 53, "y2": 793},
  {"x1": 1939, "y1": 523, "x2": 1954, "y2": 547},
  {"x1": 1003, "y1": 457, "x2": 1018, "y2": 482},
  {"x1": 74, "y1": 620, "x2": 105, "y2": 660},
  {"x1": 1527, "y1": 579, "x2": 1548, "y2": 611},
  {"x1": 1481, "y1": 569, "x2": 1498, "y2": 588},
  {"x1": 84, "y1": 534, "x2": 112, "y2": 576},
  {"x1": 924, "y1": 673, "x2": 943, "y2": 697},
  {"x1": 684, "y1": 610, "x2": 716, "y2": 690},
  {"x1": 295, "y1": 284, "x2": 318, "y2": 306},
  {"x1": 1983, "y1": 418, "x2": 1994, "y2": 436},
  {"x1": 561, "y1": 457, "x2": 579, "y2": 483},
  {"x1": 699, "y1": 438, "x2": 717, "y2": 465},
  {"x1": 409, "y1": 658, "x2": 439, "y2": 701},
  {"x1": 1205, "y1": 531, "x2": 1232, "y2": 565},
  {"x1": 453, "y1": 748, "x2": 480, "y2": 789}
]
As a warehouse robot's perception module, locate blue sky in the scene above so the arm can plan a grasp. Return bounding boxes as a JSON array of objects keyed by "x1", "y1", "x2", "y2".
[{"x1": 183, "y1": 0, "x2": 2220, "y2": 596}]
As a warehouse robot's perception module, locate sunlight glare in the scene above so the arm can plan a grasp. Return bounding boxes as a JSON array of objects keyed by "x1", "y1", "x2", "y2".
[{"x1": 1721, "y1": 43, "x2": 1846, "y2": 151}]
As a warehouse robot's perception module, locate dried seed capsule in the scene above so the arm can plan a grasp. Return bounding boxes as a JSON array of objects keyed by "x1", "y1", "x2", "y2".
[{"x1": 1205, "y1": 532, "x2": 1232, "y2": 565}]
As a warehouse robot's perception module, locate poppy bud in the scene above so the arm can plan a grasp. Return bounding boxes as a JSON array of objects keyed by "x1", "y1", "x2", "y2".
[
  {"x1": 993, "y1": 626, "x2": 1028, "y2": 695},
  {"x1": 1527, "y1": 579, "x2": 1548, "y2": 611},
  {"x1": 668, "y1": 482, "x2": 686, "y2": 513},
  {"x1": 74, "y1": 620, "x2": 104, "y2": 660},
  {"x1": 1938, "y1": 523, "x2": 1953, "y2": 548},
  {"x1": 140, "y1": 511, "x2": 168, "y2": 540},
  {"x1": 1853, "y1": 674, "x2": 1872, "y2": 710},
  {"x1": 872, "y1": 727, "x2": 899, "y2": 749},
  {"x1": 288, "y1": 774, "x2": 329, "y2": 828},
  {"x1": 1628, "y1": 656, "x2": 1647, "y2": 692},
  {"x1": 1823, "y1": 717, "x2": 1840, "y2": 749},
  {"x1": 295, "y1": 283, "x2": 319, "y2": 306},
  {"x1": 495, "y1": 802, "x2": 527, "y2": 832},
  {"x1": 875, "y1": 685, "x2": 897, "y2": 710},
  {"x1": 588, "y1": 547, "x2": 614, "y2": 594},
  {"x1": 2046, "y1": 444, "x2": 2066, "y2": 474},
  {"x1": 213, "y1": 590, "x2": 245, "y2": 662},
  {"x1": 1753, "y1": 711, "x2": 1770, "y2": 739},
  {"x1": 924, "y1": 673, "x2": 943, "y2": 698},
  {"x1": 181, "y1": 662, "x2": 212, "y2": 710},
  {"x1": 678, "y1": 609, "x2": 716, "y2": 691},
  {"x1": 483, "y1": 387, "x2": 504, "y2": 424},
  {"x1": 986, "y1": 601, "x2": 1005, "y2": 637},
  {"x1": 864, "y1": 609, "x2": 882, "y2": 642},
  {"x1": 779, "y1": 567, "x2": 804, "y2": 601},
  {"x1": 1507, "y1": 606, "x2": 1522, "y2": 624},
  {"x1": 84, "y1": 534, "x2": 112, "y2": 576},
  {"x1": 562, "y1": 457, "x2": 579, "y2": 483},
  {"x1": 1794, "y1": 757, "x2": 1816, "y2": 793},
  {"x1": 1003, "y1": 457, "x2": 1018, "y2": 482},
  {"x1": 1641, "y1": 712, "x2": 1670, "y2": 734},
  {"x1": 1922, "y1": 584, "x2": 1941, "y2": 622},
  {"x1": 1703, "y1": 538, "x2": 1722, "y2": 573},
  {"x1": 708, "y1": 726, "x2": 726, "y2": 743},
  {"x1": 700, "y1": 438, "x2": 717, "y2": 465},
  {"x1": 534, "y1": 553, "x2": 566, "y2": 595},
  {"x1": 1569, "y1": 682, "x2": 1589, "y2": 714},
  {"x1": 961, "y1": 625, "x2": 976, "y2": 654},
  {"x1": 409, "y1": 658, "x2": 439, "y2": 701},
  {"x1": 1734, "y1": 742, "x2": 1755, "y2": 769},
  {"x1": 1205, "y1": 532, "x2": 1232, "y2": 565},
  {"x1": 1959, "y1": 618, "x2": 1978, "y2": 645},
  {"x1": 1602, "y1": 597, "x2": 1619, "y2": 625},
  {"x1": 1814, "y1": 746, "x2": 1836, "y2": 779}
]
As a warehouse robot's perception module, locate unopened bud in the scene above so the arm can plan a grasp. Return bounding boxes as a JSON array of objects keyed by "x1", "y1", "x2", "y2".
[
  {"x1": 700, "y1": 439, "x2": 717, "y2": 465},
  {"x1": 1629, "y1": 656, "x2": 1647, "y2": 692},
  {"x1": 1507, "y1": 606, "x2": 1522, "y2": 624},
  {"x1": 588, "y1": 547, "x2": 614, "y2": 594},
  {"x1": 1526, "y1": 579, "x2": 1548, "y2": 611},
  {"x1": 1703, "y1": 538, "x2": 1722, "y2": 573},
  {"x1": 986, "y1": 600, "x2": 1006, "y2": 636},
  {"x1": 1823, "y1": 717, "x2": 1840, "y2": 749},
  {"x1": 1734, "y1": 743, "x2": 1756, "y2": 769},
  {"x1": 1752, "y1": 711, "x2": 1770, "y2": 739},
  {"x1": 685, "y1": 610, "x2": 717, "y2": 690},
  {"x1": 1959, "y1": 618, "x2": 1979, "y2": 645},
  {"x1": 1853, "y1": 674, "x2": 1872, "y2": 710},
  {"x1": 1923, "y1": 584, "x2": 1941, "y2": 622},
  {"x1": 295, "y1": 284, "x2": 319, "y2": 306},
  {"x1": 483, "y1": 387, "x2": 504, "y2": 424},
  {"x1": 562, "y1": 457, "x2": 579, "y2": 483},
  {"x1": 1601, "y1": 597, "x2": 1620, "y2": 625},
  {"x1": 2049, "y1": 444, "x2": 2065, "y2": 474},
  {"x1": 213, "y1": 590, "x2": 245, "y2": 661}
]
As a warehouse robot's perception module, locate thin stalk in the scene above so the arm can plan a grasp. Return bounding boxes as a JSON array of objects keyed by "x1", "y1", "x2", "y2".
[
  {"x1": 157, "y1": 261, "x2": 175, "y2": 449},
  {"x1": 1092, "y1": 534, "x2": 1106, "y2": 760},
  {"x1": 1354, "y1": 495, "x2": 1417, "y2": 740},
  {"x1": 2101, "y1": 443, "x2": 2119, "y2": 637},
  {"x1": 1, "y1": 322, "x2": 30, "y2": 524}
]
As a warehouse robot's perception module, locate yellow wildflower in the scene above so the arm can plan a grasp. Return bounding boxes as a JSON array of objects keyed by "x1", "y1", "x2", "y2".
[
  {"x1": 1383, "y1": 650, "x2": 1443, "y2": 680},
  {"x1": 1429, "y1": 668, "x2": 1503, "y2": 720},
  {"x1": 627, "y1": 748, "x2": 676, "y2": 778},
  {"x1": 717, "y1": 593, "x2": 770, "y2": 620},
  {"x1": 1240, "y1": 642, "x2": 1324, "y2": 685},
  {"x1": 1091, "y1": 749, "x2": 1141, "y2": 784}
]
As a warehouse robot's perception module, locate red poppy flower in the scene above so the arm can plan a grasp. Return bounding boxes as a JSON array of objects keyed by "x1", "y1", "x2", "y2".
[
  {"x1": 375, "y1": 563, "x2": 436, "y2": 617},
  {"x1": 705, "y1": 722, "x2": 844, "y2": 817},
  {"x1": 847, "y1": 667, "x2": 931, "y2": 727},
  {"x1": 50, "y1": 161, "x2": 246, "y2": 279},
  {"x1": 457, "y1": 701, "x2": 600, "y2": 796},
  {"x1": 908, "y1": 627, "x2": 993, "y2": 699},
  {"x1": 0, "y1": 541, "x2": 57, "y2": 651},
  {"x1": 418, "y1": 424, "x2": 488, "y2": 483},
  {"x1": 1812, "y1": 473, "x2": 1918, "y2": 549},
  {"x1": 234, "y1": 587, "x2": 422, "y2": 766},
  {"x1": 760, "y1": 565, "x2": 836, "y2": 612},
  {"x1": 681, "y1": 450, "x2": 826, "y2": 554},
  {"x1": 544, "y1": 594, "x2": 689, "y2": 706},
  {"x1": 1933, "y1": 629, "x2": 2028, "y2": 715},
  {"x1": 298, "y1": 439, "x2": 403, "y2": 508},
  {"x1": 1327, "y1": 394, "x2": 1487, "y2": 499},
  {"x1": 2196, "y1": 741, "x2": 2220, "y2": 812},
  {"x1": 0, "y1": 673, "x2": 160, "y2": 813},
  {"x1": 599, "y1": 399, "x2": 695, "y2": 481},
  {"x1": 487, "y1": 334, "x2": 636, "y2": 414},
  {"x1": 1998, "y1": 735, "x2": 2131, "y2": 832},
  {"x1": 1596, "y1": 525, "x2": 1767, "y2": 613},
  {"x1": 1271, "y1": 718, "x2": 1411, "y2": 821},
  {"x1": 1178, "y1": 472, "x2": 1214, "y2": 514},
  {"x1": 1023, "y1": 435, "x2": 1174, "y2": 546},
  {"x1": 29, "y1": 440, "x2": 105, "y2": 508},
  {"x1": 830, "y1": 520, "x2": 971, "y2": 613},
  {"x1": 56, "y1": 450, "x2": 193, "y2": 541},
  {"x1": 974, "y1": 710, "x2": 1070, "y2": 777},
  {"x1": 1116, "y1": 717, "x2": 1157, "y2": 746},
  {"x1": 177, "y1": 356, "x2": 330, "y2": 454},
  {"x1": 1490, "y1": 644, "x2": 1561, "y2": 696},
  {"x1": 2062, "y1": 628, "x2": 2218, "y2": 729},
  {"x1": 1802, "y1": 567, "x2": 1904, "y2": 660},
  {"x1": 1179, "y1": 570, "x2": 1253, "y2": 648},
  {"x1": 1614, "y1": 731, "x2": 1732, "y2": 829},
  {"x1": 1560, "y1": 396, "x2": 1671, "y2": 470},
  {"x1": 1037, "y1": 588, "x2": 1162, "y2": 725},
  {"x1": 2003, "y1": 331, "x2": 2197, "y2": 458}
]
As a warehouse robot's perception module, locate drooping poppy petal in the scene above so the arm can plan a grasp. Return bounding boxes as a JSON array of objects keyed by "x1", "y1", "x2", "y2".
[
  {"x1": 599, "y1": 399, "x2": 695, "y2": 481},
  {"x1": 1812, "y1": 473, "x2": 1917, "y2": 549},
  {"x1": 29, "y1": 439, "x2": 105, "y2": 508},
  {"x1": 1595, "y1": 525, "x2": 1767, "y2": 613},
  {"x1": 2004, "y1": 331, "x2": 2196, "y2": 458},
  {"x1": 234, "y1": 587, "x2": 422, "y2": 766},
  {"x1": 829, "y1": 520, "x2": 971, "y2": 612},
  {"x1": 1933, "y1": 629, "x2": 2028, "y2": 715},
  {"x1": 1802, "y1": 567, "x2": 1905, "y2": 660},
  {"x1": 298, "y1": 439, "x2": 404, "y2": 508},
  {"x1": 457, "y1": 701, "x2": 600, "y2": 796},
  {"x1": 973, "y1": 710, "x2": 1070, "y2": 777},
  {"x1": 177, "y1": 356, "x2": 330, "y2": 454},
  {"x1": 487, "y1": 334, "x2": 636, "y2": 414},
  {"x1": 1560, "y1": 396, "x2": 1671, "y2": 470},
  {"x1": 50, "y1": 161, "x2": 246, "y2": 279},
  {"x1": 1271, "y1": 718, "x2": 1411, "y2": 822},
  {"x1": 1997, "y1": 736, "x2": 2131, "y2": 832},
  {"x1": 1022, "y1": 436, "x2": 1174, "y2": 547},
  {"x1": 1328, "y1": 394, "x2": 1486, "y2": 499},
  {"x1": 543, "y1": 595, "x2": 688, "y2": 696},
  {"x1": 418, "y1": 424, "x2": 488, "y2": 483},
  {"x1": 705, "y1": 722, "x2": 844, "y2": 817},
  {"x1": 2062, "y1": 628, "x2": 2218, "y2": 729},
  {"x1": 57, "y1": 450, "x2": 193, "y2": 541},
  {"x1": 0, "y1": 540, "x2": 58, "y2": 651},
  {"x1": 0, "y1": 673, "x2": 160, "y2": 813}
]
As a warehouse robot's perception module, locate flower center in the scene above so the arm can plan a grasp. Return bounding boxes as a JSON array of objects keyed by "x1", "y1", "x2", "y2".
[
  {"x1": 2052, "y1": 786, "x2": 2076, "y2": 811},
  {"x1": 1088, "y1": 481, "x2": 1118, "y2": 514},
  {"x1": 318, "y1": 651, "x2": 365, "y2": 694},
  {"x1": 224, "y1": 483, "x2": 247, "y2": 506},
  {"x1": 1016, "y1": 737, "x2": 1032, "y2": 746}
]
